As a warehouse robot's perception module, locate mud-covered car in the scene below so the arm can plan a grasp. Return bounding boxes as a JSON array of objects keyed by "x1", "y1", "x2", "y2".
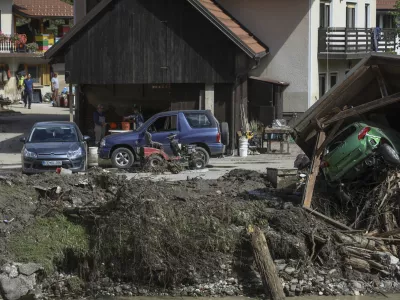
[{"x1": 321, "y1": 121, "x2": 400, "y2": 184}]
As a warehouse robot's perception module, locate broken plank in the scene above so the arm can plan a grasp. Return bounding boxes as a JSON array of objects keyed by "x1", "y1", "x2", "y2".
[
  {"x1": 324, "y1": 92, "x2": 400, "y2": 126},
  {"x1": 373, "y1": 228, "x2": 400, "y2": 238},
  {"x1": 372, "y1": 65, "x2": 389, "y2": 97},
  {"x1": 316, "y1": 119, "x2": 344, "y2": 157},
  {"x1": 303, "y1": 207, "x2": 352, "y2": 231},
  {"x1": 302, "y1": 131, "x2": 326, "y2": 208}
]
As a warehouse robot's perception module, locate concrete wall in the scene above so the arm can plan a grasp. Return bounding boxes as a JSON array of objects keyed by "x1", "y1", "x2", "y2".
[
  {"x1": 329, "y1": 0, "x2": 376, "y2": 28},
  {"x1": 0, "y1": 0, "x2": 13, "y2": 35},
  {"x1": 216, "y1": 0, "x2": 311, "y2": 114}
]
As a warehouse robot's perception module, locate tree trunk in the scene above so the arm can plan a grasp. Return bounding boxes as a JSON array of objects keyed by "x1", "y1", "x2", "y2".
[{"x1": 249, "y1": 225, "x2": 285, "y2": 300}]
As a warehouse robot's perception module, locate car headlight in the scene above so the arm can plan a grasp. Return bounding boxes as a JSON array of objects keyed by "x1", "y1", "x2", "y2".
[
  {"x1": 67, "y1": 147, "x2": 83, "y2": 160},
  {"x1": 23, "y1": 148, "x2": 37, "y2": 159},
  {"x1": 100, "y1": 138, "x2": 106, "y2": 148}
]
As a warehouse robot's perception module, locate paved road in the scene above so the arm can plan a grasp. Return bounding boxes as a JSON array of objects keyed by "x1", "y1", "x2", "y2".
[{"x1": 0, "y1": 103, "x2": 69, "y2": 166}]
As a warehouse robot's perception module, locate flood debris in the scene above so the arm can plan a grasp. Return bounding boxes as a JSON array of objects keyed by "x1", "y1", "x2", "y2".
[{"x1": 1, "y1": 169, "x2": 400, "y2": 299}]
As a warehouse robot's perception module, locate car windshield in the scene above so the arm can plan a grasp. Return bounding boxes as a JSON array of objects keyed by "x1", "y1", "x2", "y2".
[{"x1": 28, "y1": 126, "x2": 79, "y2": 143}]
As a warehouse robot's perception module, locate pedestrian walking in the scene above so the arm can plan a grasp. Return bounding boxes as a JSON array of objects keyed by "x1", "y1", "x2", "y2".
[
  {"x1": 23, "y1": 74, "x2": 33, "y2": 109},
  {"x1": 51, "y1": 73, "x2": 59, "y2": 106},
  {"x1": 93, "y1": 104, "x2": 106, "y2": 146}
]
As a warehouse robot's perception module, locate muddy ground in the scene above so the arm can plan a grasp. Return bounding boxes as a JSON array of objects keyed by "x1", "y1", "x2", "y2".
[{"x1": 0, "y1": 169, "x2": 400, "y2": 299}]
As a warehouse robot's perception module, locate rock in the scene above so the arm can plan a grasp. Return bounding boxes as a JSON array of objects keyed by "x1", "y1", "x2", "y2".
[
  {"x1": 351, "y1": 280, "x2": 363, "y2": 290},
  {"x1": 285, "y1": 267, "x2": 296, "y2": 275},
  {"x1": 328, "y1": 269, "x2": 337, "y2": 275},
  {"x1": 277, "y1": 264, "x2": 287, "y2": 271},
  {"x1": 0, "y1": 274, "x2": 36, "y2": 300},
  {"x1": 290, "y1": 285, "x2": 297, "y2": 292},
  {"x1": 226, "y1": 278, "x2": 236, "y2": 284},
  {"x1": 390, "y1": 255, "x2": 399, "y2": 265},
  {"x1": 9, "y1": 266, "x2": 18, "y2": 279},
  {"x1": 274, "y1": 259, "x2": 286, "y2": 265},
  {"x1": 18, "y1": 263, "x2": 42, "y2": 276},
  {"x1": 114, "y1": 286, "x2": 122, "y2": 294}
]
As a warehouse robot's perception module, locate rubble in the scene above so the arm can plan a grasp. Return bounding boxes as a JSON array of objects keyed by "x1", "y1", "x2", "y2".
[{"x1": 0, "y1": 169, "x2": 400, "y2": 298}]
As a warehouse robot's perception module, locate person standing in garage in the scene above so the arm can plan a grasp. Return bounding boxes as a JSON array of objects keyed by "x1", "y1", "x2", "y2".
[
  {"x1": 93, "y1": 104, "x2": 106, "y2": 146},
  {"x1": 123, "y1": 107, "x2": 144, "y2": 129}
]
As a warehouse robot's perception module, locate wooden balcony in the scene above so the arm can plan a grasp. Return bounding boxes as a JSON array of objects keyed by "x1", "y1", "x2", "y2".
[{"x1": 318, "y1": 28, "x2": 397, "y2": 59}]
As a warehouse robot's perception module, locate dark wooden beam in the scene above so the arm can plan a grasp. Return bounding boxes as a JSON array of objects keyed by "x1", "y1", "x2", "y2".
[
  {"x1": 324, "y1": 92, "x2": 400, "y2": 126},
  {"x1": 316, "y1": 119, "x2": 344, "y2": 157},
  {"x1": 303, "y1": 131, "x2": 326, "y2": 208},
  {"x1": 371, "y1": 65, "x2": 388, "y2": 98}
]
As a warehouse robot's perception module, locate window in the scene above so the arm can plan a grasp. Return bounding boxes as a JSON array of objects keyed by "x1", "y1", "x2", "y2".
[
  {"x1": 29, "y1": 126, "x2": 78, "y2": 143},
  {"x1": 383, "y1": 14, "x2": 395, "y2": 28},
  {"x1": 346, "y1": 3, "x2": 356, "y2": 28},
  {"x1": 320, "y1": 1, "x2": 330, "y2": 28},
  {"x1": 319, "y1": 74, "x2": 326, "y2": 98},
  {"x1": 365, "y1": 4, "x2": 370, "y2": 28},
  {"x1": 327, "y1": 126, "x2": 357, "y2": 153},
  {"x1": 149, "y1": 115, "x2": 177, "y2": 132},
  {"x1": 0, "y1": 11, "x2": 2, "y2": 32},
  {"x1": 330, "y1": 73, "x2": 337, "y2": 88},
  {"x1": 184, "y1": 113, "x2": 212, "y2": 128}
]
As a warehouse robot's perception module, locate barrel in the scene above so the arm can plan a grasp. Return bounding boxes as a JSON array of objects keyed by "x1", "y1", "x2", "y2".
[
  {"x1": 88, "y1": 147, "x2": 99, "y2": 166},
  {"x1": 239, "y1": 136, "x2": 249, "y2": 157}
]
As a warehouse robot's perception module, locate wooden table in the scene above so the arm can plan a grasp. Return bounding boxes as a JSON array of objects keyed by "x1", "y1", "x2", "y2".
[{"x1": 263, "y1": 127, "x2": 293, "y2": 154}]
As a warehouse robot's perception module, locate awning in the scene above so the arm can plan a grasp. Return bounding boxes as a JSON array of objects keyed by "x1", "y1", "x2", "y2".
[{"x1": 293, "y1": 52, "x2": 400, "y2": 157}]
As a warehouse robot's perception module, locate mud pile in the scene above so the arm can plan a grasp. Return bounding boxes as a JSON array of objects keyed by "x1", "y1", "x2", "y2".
[{"x1": 0, "y1": 169, "x2": 399, "y2": 299}]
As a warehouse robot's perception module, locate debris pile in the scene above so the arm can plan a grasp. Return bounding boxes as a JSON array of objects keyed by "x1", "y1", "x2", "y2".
[{"x1": 0, "y1": 169, "x2": 400, "y2": 298}]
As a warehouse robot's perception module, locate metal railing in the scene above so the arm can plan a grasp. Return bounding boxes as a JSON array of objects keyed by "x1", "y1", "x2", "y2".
[{"x1": 318, "y1": 27, "x2": 397, "y2": 54}]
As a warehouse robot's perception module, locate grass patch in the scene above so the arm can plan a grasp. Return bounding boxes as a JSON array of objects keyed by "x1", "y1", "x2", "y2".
[{"x1": 8, "y1": 215, "x2": 89, "y2": 273}]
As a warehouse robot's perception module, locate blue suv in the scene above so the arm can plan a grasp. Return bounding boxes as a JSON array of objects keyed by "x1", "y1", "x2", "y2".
[{"x1": 98, "y1": 110, "x2": 228, "y2": 169}]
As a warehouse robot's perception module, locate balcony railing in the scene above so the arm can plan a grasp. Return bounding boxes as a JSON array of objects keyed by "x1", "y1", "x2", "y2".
[
  {"x1": 0, "y1": 39, "x2": 17, "y2": 53},
  {"x1": 318, "y1": 27, "x2": 397, "y2": 55}
]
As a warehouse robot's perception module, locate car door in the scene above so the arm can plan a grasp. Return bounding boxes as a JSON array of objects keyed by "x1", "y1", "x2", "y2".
[{"x1": 146, "y1": 114, "x2": 179, "y2": 155}]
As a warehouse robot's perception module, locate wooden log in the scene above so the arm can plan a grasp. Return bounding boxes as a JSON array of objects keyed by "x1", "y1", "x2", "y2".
[
  {"x1": 374, "y1": 228, "x2": 400, "y2": 238},
  {"x1": 248, "y1": 225, "x2": 285, "y2": 300},
  {"x1": 345, "y1": 247, "x2": 371, "y2": 259},
  {"x1": 344, "y1": 257, "x2": 370, "y2": 273},
  {"x1": 334, "y1": 232, "x2": 376, "y2": 250}
]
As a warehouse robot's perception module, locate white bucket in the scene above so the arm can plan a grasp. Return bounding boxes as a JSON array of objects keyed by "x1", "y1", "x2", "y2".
[
  {"x1": 88, "y1": 147, "x2": 99, "y2": 166},
  {"x1": 239, "y1": 136, "x2": 249, "y2": 157}
]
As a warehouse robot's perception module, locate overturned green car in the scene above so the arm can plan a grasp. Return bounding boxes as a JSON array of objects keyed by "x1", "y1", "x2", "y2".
[{"x1": 321, "y1": 121, "x2": 400, "y2": 183}]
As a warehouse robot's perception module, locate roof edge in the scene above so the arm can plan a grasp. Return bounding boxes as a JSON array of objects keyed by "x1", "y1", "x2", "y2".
[
  {"x1": 45, "y1": 0, "x2": 114, "y2": 59},
  {"x1": 186, "y1": 0, "x2": 268, "y2": 59}
]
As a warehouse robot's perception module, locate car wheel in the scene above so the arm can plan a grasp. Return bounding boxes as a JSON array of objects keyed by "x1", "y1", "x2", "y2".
[
  {"x1": 195, "y1": 147, "x2": 210, "y2": 166},
  {"x1": 220, "y1": 122, "x2": 230, "y2": 147},
  {"x1": 147, "y1": 155, "x2": 165, "y2": 168},
  {"x1": 111, "y1": 147, "x2": 135, "y2": 169},
  {"x1": 379, "y1": 143, "x2": 400, "y2": 166}
]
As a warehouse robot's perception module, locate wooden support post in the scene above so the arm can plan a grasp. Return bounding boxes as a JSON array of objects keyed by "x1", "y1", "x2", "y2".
[
  {"x1": 372, "y1": 65, "x2": 388, "y2": 97},
  {"x1": 69, "y1": 83, "x2": 73, "y2": 122},
  {"x1": 302, "y1": 131, "x2": 326, "y2": 208},
  {"x1": 248, "y1": 225, "x2": 285, "y2": 300}
]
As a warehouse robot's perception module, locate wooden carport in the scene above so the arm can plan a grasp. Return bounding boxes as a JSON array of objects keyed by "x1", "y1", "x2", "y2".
[{"x1": 292, "y1": 53, "x2": 400, "y2": 209}]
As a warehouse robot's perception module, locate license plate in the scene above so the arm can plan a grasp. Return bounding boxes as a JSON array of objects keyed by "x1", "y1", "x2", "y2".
[{"x1": 42, "y1": 161, "x2": 62, "y2": 166}]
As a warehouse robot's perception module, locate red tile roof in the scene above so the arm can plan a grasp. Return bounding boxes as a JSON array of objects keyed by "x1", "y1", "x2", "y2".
[
  {"x1": 377, "y1": 0, "x2": 397, "y2": 10},
  {"x1": 13, "y1": 0, "x2": 73, "y2": 18},
  {"x1": 189, "y1": 0, "x2": 268, "y2": 57}
]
